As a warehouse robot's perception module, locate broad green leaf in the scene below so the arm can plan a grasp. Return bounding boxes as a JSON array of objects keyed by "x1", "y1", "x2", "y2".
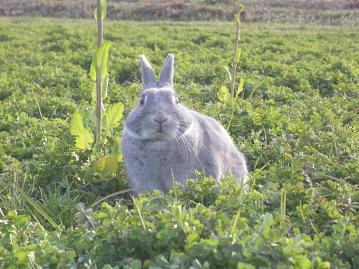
[
  {"x1": 100, "y1": 41, "x2": 111, "y2": 79},
  {"x1": 236, "y1": 78, "x2": 244, "y2": 98},
  {"x1": 91, "y1": 74, "x2": 109, "y2": 103},
  {"x1": 312, "y1": 258, "x2": 330, "y2": 269},
  {"x1": 94, "y1": 0, "x2": 107, "y2": 20},
  {"x1": 111, "y1": 137, "x2": 123, "y2": 161},
  {"x1": 200, "y1": 238, "x2": 219, "y2": 247},
  {"x1": 130, "y1": 260, "x2": 142, "y2": 269},
  {"x1": 187, "y1": 232, "x2": 200, "y2": 246},
  {"x1": 90, "y1": 54, "x2": 96, "y2": 81},
  {"x1": 91, "y1": 83, "x2": 96, "y2": 103},
  {"x1": 7, "y1": 210, "x2": 17, "y2": 218},
  {"x1": 95, "y1": 155, "x2": 118, "y2": 178},
  {"x1": 103, "y1": 102, "x2": 124, "y2": 129},
  {"x1": 91, "y1": 41, "x2": 111, "y2": 82},
  {"x1": 217, "y1": 85, "x2": 230, "y2": 103},
  {"x1": 102, "y1": 73, "x2": 109, "y2": 100},
  {"x1": 14, "y1": 249, "x2": 28, "y2": 264},
  {"x1": 96, "y1": 212, "x2": 108, "y2": 219},
  {"x1": 258, "y1": 213, "x2": 274, "y2": 238},
  {"x1": 327, "y1": 205, "x2": 341, "y2": 219},
  {"x1": 293, "y1": 256, "x2": 311, "y2": 269},
  {"x1": 69, "y1": 112, "x2": 94, "y2": 150},
  {"x1": 237, "y1": 263, "x2": 255, "y2": 269}
]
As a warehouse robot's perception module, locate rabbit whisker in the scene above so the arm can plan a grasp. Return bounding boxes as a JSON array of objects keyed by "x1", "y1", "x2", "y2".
[
  {"x1": 175, "y1": 135, "x2": 189, "y2": 166},
  {"x1": 176, "y1": 131, "x2": 204, "y2": 173},
  {"x1": 176, "y1": 133, "x2": 190, "y2": 166}
]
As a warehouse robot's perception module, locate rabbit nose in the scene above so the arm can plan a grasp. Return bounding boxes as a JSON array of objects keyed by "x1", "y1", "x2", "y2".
[
  {"x1": 153, "y1": 116, "x2": 168, "y2": 124},
  {"x1": 153, "y1": 112, "x2": 168, "y2": 124}
]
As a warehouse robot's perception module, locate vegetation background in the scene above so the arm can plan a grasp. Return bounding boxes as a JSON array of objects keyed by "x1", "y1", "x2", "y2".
[
  {"x1": 0, "y1": 0, "x2": 358, "y2": 268},
  {"x1": 0, "y1": 0, "x2": 359, "y2": 24}
]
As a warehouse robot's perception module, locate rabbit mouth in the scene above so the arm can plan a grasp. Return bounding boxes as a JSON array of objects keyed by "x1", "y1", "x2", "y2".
[
  {"x1": 151, "y1": 128, "x2": 176, "y2": 140},
  {"x1": 128, "y1": 126, "x2": 174, "y2": 141},
  {"x1": 154, "y1": 132, "x2": 172, "y2": 140},
  {"x1": 125, "y1": 126, "x2": 176, "y2": 141}
]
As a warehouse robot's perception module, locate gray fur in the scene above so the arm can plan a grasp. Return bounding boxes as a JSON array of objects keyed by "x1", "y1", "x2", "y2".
[
  {"x1": 159, "y1": 54, "x2": 174, "y2": 88},
  {"x1": 122, "y1": 54, "x2": 248, "y2": 195},
  {"x1": 140, "y1": 55, "x2": 156, "y2": 90}
]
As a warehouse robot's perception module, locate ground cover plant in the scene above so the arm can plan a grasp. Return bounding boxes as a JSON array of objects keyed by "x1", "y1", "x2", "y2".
[{"x1": 0, "y1": 17, "x2": 358, "y2": 268}]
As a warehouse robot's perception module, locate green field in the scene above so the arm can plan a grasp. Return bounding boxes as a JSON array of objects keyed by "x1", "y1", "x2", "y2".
[{"x1": 0, "y1": 17, "x2": 359, "y2": 268}]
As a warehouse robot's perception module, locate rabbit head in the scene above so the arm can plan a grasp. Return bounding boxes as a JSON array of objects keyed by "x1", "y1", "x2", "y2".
[{"x1": 125, "y1": 54, "x2": 192, "y2": 141}]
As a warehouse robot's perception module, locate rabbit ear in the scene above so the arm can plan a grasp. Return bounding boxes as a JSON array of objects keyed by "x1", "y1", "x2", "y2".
[
  {"x1": 140, "y1": 55, "x2": 156, "y2": 90},
  {"x1": 159, "y1": 54, "x2": 174, "y2": 88}
]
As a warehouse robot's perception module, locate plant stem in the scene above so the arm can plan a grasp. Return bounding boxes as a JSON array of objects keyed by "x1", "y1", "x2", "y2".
[
  {"x1": 230, "y1": 8, "x2": 242, "y2": 97},
  {"x1": 96, "y1": 0, "x2": 103, "y2": 139}
]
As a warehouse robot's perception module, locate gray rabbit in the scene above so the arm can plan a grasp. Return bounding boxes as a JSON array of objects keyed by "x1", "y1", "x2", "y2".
[{"x1": 121, "y1": 54, "x2": 248, "y2": 195}]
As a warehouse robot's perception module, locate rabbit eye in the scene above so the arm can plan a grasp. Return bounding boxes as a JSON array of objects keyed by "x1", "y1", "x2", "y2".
[{"x1": 140, "y1": 96, "x2": 145, "y2": 106}]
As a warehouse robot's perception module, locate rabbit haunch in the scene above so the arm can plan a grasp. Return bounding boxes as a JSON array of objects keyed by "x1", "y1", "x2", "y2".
[{"x1": 121, "y1": 54, "x2": 248, "y2": 194}]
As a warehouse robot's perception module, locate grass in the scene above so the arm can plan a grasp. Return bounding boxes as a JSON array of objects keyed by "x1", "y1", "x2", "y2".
[{"x1": 0, "y1": 17, "x2": 358, "y2": 268}]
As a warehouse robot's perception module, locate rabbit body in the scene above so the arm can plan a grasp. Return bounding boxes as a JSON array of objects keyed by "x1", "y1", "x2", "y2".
[{"x1": 122, "y1": 54, "x2": 248, "y2": 194}]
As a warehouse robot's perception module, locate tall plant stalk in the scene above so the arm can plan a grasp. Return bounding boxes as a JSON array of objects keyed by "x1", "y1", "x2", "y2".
[
  {"x1": 96, "y1": 0, "x2": 104, "y2": 138},
  {"x1": 70, "y1": 0, "x2": 124, "y2": 178},
  {"x1": 230, "y1": 2, "x2": 243, "y2": 97}
]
